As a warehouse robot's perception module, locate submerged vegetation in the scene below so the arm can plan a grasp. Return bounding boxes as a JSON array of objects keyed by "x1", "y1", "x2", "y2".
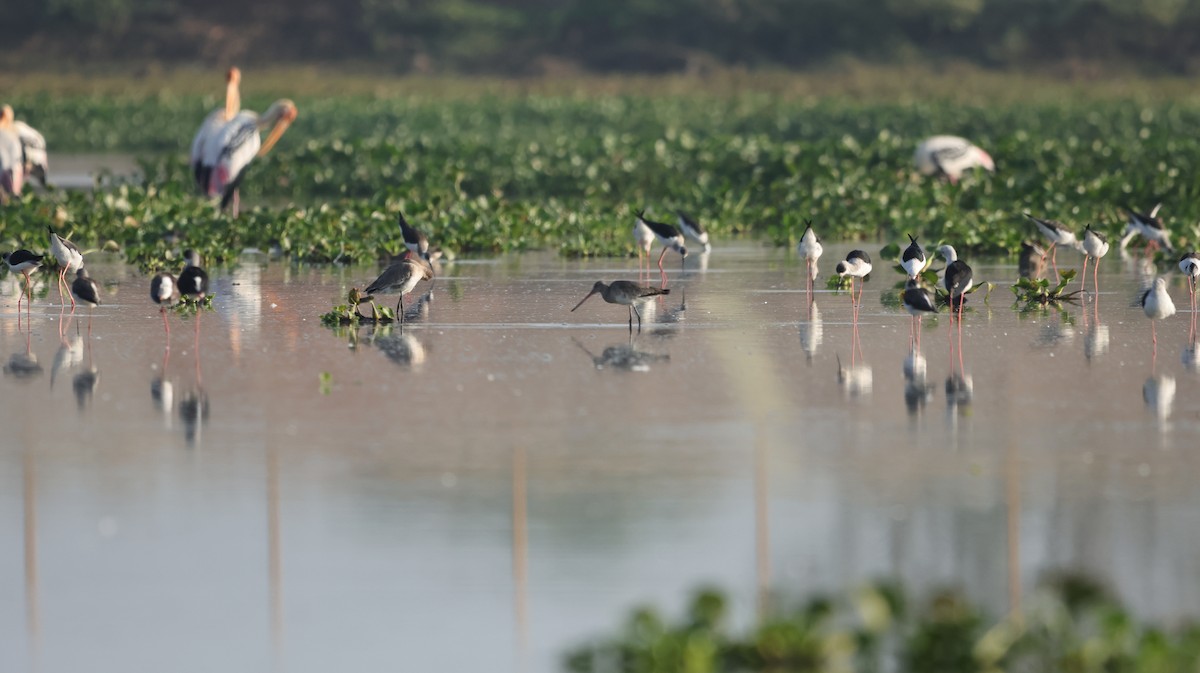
[
  {"x1": 3, "y1": 82, "x2": 1200, "y2": 271},
  {"x1": 567, "y1": 575, "x2": 1200, "y2": 673}
]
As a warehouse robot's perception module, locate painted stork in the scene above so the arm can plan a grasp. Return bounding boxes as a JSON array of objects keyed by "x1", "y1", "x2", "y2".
[
  {"x1": 13, "y1": 119, "x2": 47, "y2": 186},
  {"x1": 190, "y1": 67, "x2": 242, "y2": 194},
  {"x1": 914, "y1": 135, "x2": 994, "y2": 183},
  {"x1": 0, "y1": 105, "x2": 24, "y2": 200},
  {"x1": 204, "y1": 98, "x2": 297, "y2": 217}
]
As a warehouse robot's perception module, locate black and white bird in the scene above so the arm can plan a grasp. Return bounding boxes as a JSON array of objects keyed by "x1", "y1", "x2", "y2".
[
  {"x1": 1079, "y1": 224, "x2": 1110, "y2": 295},
  {"x1": 397, "y1": 212, "x2": 432, "y2": 261},
  {"x1": 676, "y1": 211, "x2": 712, "y2": 254},
  {"x1": 633, "y1": 209, "x2": 687, "y2": 287},
  {"x1": 178, "y1": 250, "x2": 209, "y2": 300},
  {"x1": 1024, "y1": 213, "x2": 1077, "y2": 275},
  {"x1": 48, "y1": 225, "x2": 84, "y2": 307},
  {"x1": 901, "y1": 278, "x2": 938, "y2": 350},
  {"x1": 938, "y1": 245, "x2": 973, "y2": 318},
  {"x1": 202, "y1": 98, "x2": 297, "y2": 216},
  {"x1": 900, "y1": 234, "x2": 926, "y2": 279},
  {"x1": 913, "y1": 135, "x2": 995, "y2": 183},
  {"x1": 1141, "y1": 277, "x2": 1176, "y2": 347},
  {"x1": 3, "y1": 249, "x2": 42, "y2": 310},
  {"x1": 364, "y1": 251, "x2": 435, "y2": 323},
  {"x1": 1179, "y1": 252, "x2": 1200, "y2": 314},
  {"x1": 797, "y1": 220, "x2": 823, "y2": 302},
  {"x1": 190, "y1": 67, "x2": 241, "y2": 194},
  {"x1": 70, "y1": 267, "x2": 101, "y2": 308},
  {"x1": 1119, "y1": 204, "x2": 1173, "y2": 255},
  {"x1": 835, "y1": 250, "x2": 872, "y2": 321},
  {"x1": 151, "y1": 272, "x2": 181, "y2": 337}
]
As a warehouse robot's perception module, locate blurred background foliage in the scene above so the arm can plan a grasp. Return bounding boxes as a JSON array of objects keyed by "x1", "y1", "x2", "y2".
[{"x1": 6, "y1": 0, "x2": 1200, "y2": 74}]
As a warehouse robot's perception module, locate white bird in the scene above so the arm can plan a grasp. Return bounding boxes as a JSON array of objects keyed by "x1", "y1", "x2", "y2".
[
  {"x1": 1119, "y1": 204, "x2": 1173, "y2": 255},
  {"x1": 676, "y1": 211, "x2": 712, "y2": 254},
  {"x1": 13, "y1": 120, "x2": 47, "y2": 186},
  {"x1": 797, "y1": 220, "x2": 822, "y2": 303},
  {"x1": 48, "y1": 225, "x2": 84, "y2": 306},
  {"x1": 0, "y1": 105, "x2": 24, "y2": 200},
  {"x1": 835, "y1": 250, "x2": 872, "y2": 322},
  {"x1": 1141, "y1": 277, "x2": 1176, "y2": 347},
  {"x1": 914, "y1": 135, "x2": 995, "y2": 183},
  {"x1": 190, "y1": 67, "x2": 241, "y2": 194},
  {"x1": 1179, "y1": 252, "x2": 1199, "y2": 314},
  {"x1": 900, "y1": 234, "x2": 926, "y2": 279},
  {"x1": 1079, "y1": 225, "x2": 1110, "y2": 295},
  {"x1": 1025, "y1": 213, "x2": 1077, "y2": 276},
  {"x1": 204, "y1": 98, "x2": 297, "y2": 217}
]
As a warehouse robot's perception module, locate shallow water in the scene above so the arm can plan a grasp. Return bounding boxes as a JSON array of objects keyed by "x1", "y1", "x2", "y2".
[{"x1": 2, "y1": 244, "x2": 1199, "y2": 672}]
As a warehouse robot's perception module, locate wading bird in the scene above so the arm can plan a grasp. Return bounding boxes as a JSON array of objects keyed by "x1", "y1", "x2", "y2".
[
  {"x1": 3, "y1": 249, "x2": 41, "y2": 311},
  {"x1": 178, "y1": 250, "x2": 209, "y2": 300},
  {"x1": 71, "y1": 268, "x2": 100, "y2": 308},
  {"x1": 797, "y1": 221, "x2": 822, "y2": 303},
  {"x1": 205, "y1": 98, "x2": 297, "y2": 217},
  {"x1": 190, "y1": 67, "x2": 242, "y2": 194},
  {"x1": 1119, "y1": 204, "x2": 1173, "y2": 256},
  {"x1": 913, "y1": 135, "x2": 995, "y2": 183},
  {"x1": 0, "y1": 105, "x2": 24, "y2": 199},
  {"x1": 835, "y1": 250, "x2": 872, "y2": 322},
  {"x1": 1179, "y1": 252, "x2": 1199, "y2": 313},
  {"x1": 48, "y1": 226, "x2": 84, "y2": 307},
  {"x1": 363, "y1": 251, "x2": 434, "y2": 323},
  {"x1": 14, "y1": 118, "x2": 47, "y2": 186},
  {"x1": 398, "y1": 212, "x2": 432, "y2": 261},
  {"x1": 151, "y1": 272, "x2": 181, "y2": 337},
  {"x1": 900, "y1": 234, "x2": 926, "y2": 279},
  {"x1": 1018, "y1": 240, "x2": 1046, "y2": 280},
  {"x1": 939, "y1": 245, "x2": 973, "y2": 320},
  {"x1": 676, "y1": 211, "x2": 712, "y2": 254},
  {"x1": 1025, "y1": 213, "x2": 1077, "y2": 276},
  {"x1": 901, "y1": 278, "x2": 938, "y2": 350},
  {"x1": 633, "y1": 209, "x2": 687, "y2": 287},
  {"x1": 1141, "y1": 277, "x2": 1175, "y2": 347},
  {"x1": 571, "y1": 280, "x2": 670, "y2": 332},
  {"x1": 1080, "y1": 224, "x2": 1110, "y2": 296}
]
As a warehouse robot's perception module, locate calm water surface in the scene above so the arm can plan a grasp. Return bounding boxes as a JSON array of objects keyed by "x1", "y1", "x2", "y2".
[{"x1": 2, "y1": 244, "x2": 1199, "y2": 672}]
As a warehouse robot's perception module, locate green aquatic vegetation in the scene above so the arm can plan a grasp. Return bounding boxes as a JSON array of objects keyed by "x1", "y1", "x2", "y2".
[
  {"x1": 4, "y1": 94, "x2": 1200, "y2": 268},
  {"x1": 320, "y1": 287, "x2": 398, "y2": 325},
  {"x1": 1012, "y1": 269, "x2": 1082, "y2": 309},
  {"x1": 566, "y1": 575, "x2": 1200, "y2": 673},
  {"x1": 170, "y1": 293, "x2": 215, "y2": 317}
]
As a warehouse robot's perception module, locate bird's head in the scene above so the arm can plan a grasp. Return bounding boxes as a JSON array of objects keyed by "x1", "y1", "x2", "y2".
[
  {"x1": 256, "y1": 99, "x2": 298, "y2": 157},
  {"x1": 937, "y1": 244, "x2": 956, "y2": 262},
  {"x1": 0, "y1": 105, "x2": 12, "y2": 128},
  {"x1": 226, "y1": 67, "x2": 241, "y2": 84},
  {"x1": 571, "y1": 281, "x2": 607, "y2": 312},
  {"x1": 975, "y1": 147, "x2": 995, "y2": 172},
  {"x1": 835, "y1": 261, "x2": 849, "y2": 275}
]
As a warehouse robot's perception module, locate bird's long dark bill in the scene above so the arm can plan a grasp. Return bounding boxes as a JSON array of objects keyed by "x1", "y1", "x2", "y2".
[{"x1": 571, "y1": 291, "x2": 598, "y2": 312}]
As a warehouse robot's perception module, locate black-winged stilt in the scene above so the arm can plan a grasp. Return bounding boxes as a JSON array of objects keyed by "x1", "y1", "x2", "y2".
[
  {"x1": 633, "y1": 209, "x2": 686, "y2": 287},
  {"x1": 1179, "y1": 252, "x2": 1199, "y2": 314},
  {"x1": 797, "y1": 221, "x2": 822, "y2": 303},
  {"x1": 178, "y1": 250, "x2": 209, "y2": 300},
  {"x1": 47, "y1": 226, "x2": 84, "y2": 307},
  {"x1": 676, "y1": 211, "x2": 712, "y2": 254},
  {"x1": 3, "y1": 249, "x2": 41, "y2": 311},
  {"x1": 1120, "y1": 204, "x2": 1173, "y2": 256},
  {"x1": 901, "y1": 278, "x2": 938, "y2": 350},
  {"x1": 364, "y1": 251, "x2": 434, "y2": 323},
  {"x1": 571, "y1": 280, "x2": 670, "y2": 332},
  {"x1": 938, "y1": 245, "x2": 973, "y2": 320},
  {"x1": 900, "y1": 234, "x2": 926, "y2": 279},
  {"x1": 1025, "y1": 213, "x2": 1077, "y2": 277},
  {"x1": 1080, "y1": 224, "x2": 1110, "y2": 295},
  {"x1": 70, "y1": 268, "x2": 100, "y2": 319},
  {"x1": 151, "y1": 271, "x2": 180, "y2": 337},
  {"x1": 1018, "y1": 240, "x2": 1046, "y2": 280},
  {"x1": 1141, "y1": 277, "x2": 1176, "y2": 348},
  {"x1": 398, "y1": 212, "x2": 432, "y2": 261},
  {"x1": 835, "y1": 250, "x2": 871, "y2": 322}
]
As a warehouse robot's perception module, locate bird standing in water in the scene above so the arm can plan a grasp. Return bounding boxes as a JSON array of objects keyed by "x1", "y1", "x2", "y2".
[
  {"x1": 1080, "y1": 224, "x2": 1110, "y2": 296},
  {"x1": 901, "y1": 278, "x2": 938, "y2": 350},
  {"x1": 3, "y1": 249, "x2": 42, "y2": 312},
  {"x1": 397, "y1": 212, "x2": 432, "y2": 261},
  {"x1": 48, "y1": 225, "x2": 84, "y2": 307},
  {"x1": 1179, "y1": 252, "x2": 1199, "y2": 314},
  {"x1": 835, "y1": 250, "x2": 872, "y2": 323},
  {"x1": 178, "y1": 250, "x2": 210, "y2": 301},
  {"x1": 633, "y1": 209, "x2": 687, "y2": 287},
  {"x1": 364, "y1": 251, "x2": 434, "y2": 324},
  {"x1": 1141, "y1": 277, "x2": 1175, "y2": 349},
  {"x1": 1025, "y1": 213, "x2": 1077, "y2": 277},
  {"x1": 151, "y1": 272, "x2": 181, "y2": 338},
  {"x1": 571, "y1": 280, "x2": 670, "y2": 332},
  {"x1": 797, "y1": 221, "x2": 822, "y2": 304},
  {"x1": 676, "y1": 211, "x2": 712, "y2": 254},
  {"x1": 900, "y1": 234, "x2": 926, "y2": 279},
  {"x1": 938, "y1": 245, "x2": 973, "y2": 321}
]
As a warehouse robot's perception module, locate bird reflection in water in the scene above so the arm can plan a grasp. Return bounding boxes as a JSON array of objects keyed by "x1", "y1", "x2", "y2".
[
  {"x1": 1082, "y1": 291, "x2": 1109, "y2": 363},
  {"x1": 1018, "y1": 240, "x2": 1046, "y2": 281},
  {"x1": 799, "y1": 300, "x2": 822, "y2": 365},
  {"x1": 179, "y1": 313, "x2": 210, "y2": 447},
  {"x1": 50, "y1": 329, "x2": 83, "y2": 390},
  {"x1": 574, "y1": 336, "x2": 668, "y2": 372},
  {"x1": 1034, "y1": 307, "x2": 1075, "y2": 349},
  {"x1": 945, "y1": 299, "x2": 972, "y2": 419},
  {"x1": 4, "y1": 320, "x2": 42, "y2": 382},
  {"x1": 1184, "y1": 313, "x2": 1199, "y2": 373},
  {"x1": 1143, "y1": 374, "x2": 1175, "y2": 426},
  {"x1": 903, "y1": 346, "x2": 933, "y2": 417},
  {"x1": 72, "y1": 324, "x2": 99, "y2": 412},
  {"x1": 374, "y1": 327, "x2": 427, "y2": 370},
  {"x1": 837, "y1": 305, "x2": 871, "y2": 398}
]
